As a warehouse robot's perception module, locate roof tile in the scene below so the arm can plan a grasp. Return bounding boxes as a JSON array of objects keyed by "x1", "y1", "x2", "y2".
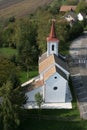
[{"x1": 60, "y1": 5, "x2": 77, "y2": 12}]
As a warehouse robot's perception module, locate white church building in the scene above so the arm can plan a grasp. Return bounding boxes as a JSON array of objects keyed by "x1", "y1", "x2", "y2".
[{"x1": 23, "y1": 20, "x2": 72, "y2": 109}]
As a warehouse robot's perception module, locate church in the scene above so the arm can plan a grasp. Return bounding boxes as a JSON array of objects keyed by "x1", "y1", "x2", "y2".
[{"x1": 23, "y1": 20, "x2": 72, "y2": 109}]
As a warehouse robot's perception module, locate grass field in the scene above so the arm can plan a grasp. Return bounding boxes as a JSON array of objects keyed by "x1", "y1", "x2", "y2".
[
  {"x1": 0, "y1": 0, "x2": 23, "y2": 9},
  {"x1": 0, "y1": 47, "x2": 17, "y2": 57},
  {"x1": 20, "y1": 119, "x2": 87, "y2": 130},
  {"x1": 0, "y1": 0, "x2": 53, "y2": 19},
  {"x1": 19, "y1": 104, "x2": 87, "y2": 130},
  {"x1": 20, "y1": 70, "x2": 38, "y2": 83}
]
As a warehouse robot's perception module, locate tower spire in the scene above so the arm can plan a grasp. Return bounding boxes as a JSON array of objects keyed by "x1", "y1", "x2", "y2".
[
  {"x1": 49, "y1": 19, "x2": 56, "y2": 38},
  {"x1": 47, "y1": 19, "x2": 59, "y2": 42}
]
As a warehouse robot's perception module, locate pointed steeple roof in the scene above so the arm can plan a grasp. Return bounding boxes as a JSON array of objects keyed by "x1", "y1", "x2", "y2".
[
  {"x1": 49, "y1": 20, "x2": 56, "y2": 38},
  {"x1": 47, "y1": 19, "x2": 59, "y2": 42}
]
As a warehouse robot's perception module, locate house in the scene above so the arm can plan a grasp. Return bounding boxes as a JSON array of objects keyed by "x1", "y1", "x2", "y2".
[
  {"x1": 23, "y1": 20, "x2": 72, "y2": 109},
  {"x1": 60, "y1": 5, "x2": 77, "y2": 12},
  {"x1": 64, "y1": 10, "x2": 78, "y2": 22},
  {"x1": 77, "y1": 12, "x2": 87, "y2": 21}
]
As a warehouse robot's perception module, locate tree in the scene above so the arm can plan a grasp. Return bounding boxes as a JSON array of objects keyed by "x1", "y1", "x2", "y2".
[
  {"x1": 0, "y1": 81, "x2": 26, "y2": 130},
  {"x1": 69, "y1": 21, "x2": 83, "y2": 40},
  {"x1": 64, "y1": 0, "x2": 78, "y2": 5},
  {"x1": 76, "y1": 1, "x2": 87, "y2": 13},
  {"x1": 18, "y1": 40, "x2": 38, "y2": 78},
  {"x1": 8, "y1": 16, "x2": 16, "y2": 23},
  {"x1": 17, "y1": 19, "x2": 39, "y2": 77},
  {"x1": 0, "y1": 56, "x2": 20, "y2": 87},
  {"x1": 0, "y1": 26, "x2": 3, "y2": 47},
  {"x1": 2, "y1": 23, "x2": 16, "y2": 48},
  {"x1": 35, "y1": 92, "x2": 43, "y2": 108}
]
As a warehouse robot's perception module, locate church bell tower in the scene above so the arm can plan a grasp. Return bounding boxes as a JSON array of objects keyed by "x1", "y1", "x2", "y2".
[{"x1": 47, "y1": 20, "x2": 59, "y2": 56}]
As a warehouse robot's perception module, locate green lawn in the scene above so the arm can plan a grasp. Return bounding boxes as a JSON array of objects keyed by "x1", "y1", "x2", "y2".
[
  {"x1": 19, "y1": 119, "x2": 87, "y2": 130},
  {"x1": 19, "y1": 107, "x2": 87, "y2": 130},
  {"x1": 0, "y1": 47, "x2": 17, "y2": 57},
  {"x1": 20, "y1": 70, "x2": 38, "y2": 83}
]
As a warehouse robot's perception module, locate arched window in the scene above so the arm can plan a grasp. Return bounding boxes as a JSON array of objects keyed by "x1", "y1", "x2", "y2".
[{"x1": 52, "y1": 45, "x2": 54, "y2": 51}]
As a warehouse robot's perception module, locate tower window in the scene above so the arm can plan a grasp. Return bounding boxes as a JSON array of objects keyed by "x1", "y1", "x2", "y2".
[{"x1": 52, "y1": 45, "x2": 54, "y2": 51}]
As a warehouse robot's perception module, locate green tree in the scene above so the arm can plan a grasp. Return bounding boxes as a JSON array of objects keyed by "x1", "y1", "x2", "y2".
[
  {"x1": 0, "y1": 56, "x2": 20, "y2": 87},
  {"x1": 2, "y1": 23, "x2": 16, "y2": 48},
  {"x1": 16, "y1": 19, "x2": 39, "y2": 77},
  {"x1": 76, "y1": 1, "x2": 87, "y2": 13},
  {"x1": 35, "y1": 92, "x2": 43, "y2": 108},
  {"x1": 0, "y1": 26, "x2": 3, "y2": 47},
  {"x1": 64, "y1": 0, "x2": 78, "y2": 5},
  {"x1": 8, "y1": 16, "x2": 16, "y2": 23},
  {"x1": 18, "y1": 40, "x2": 38, "y2": 78},
  {"x1": 0, "y1": 81, "x2": 26, "y2": 130},
  {"x1": 69, "y1": 21, "x2": 83, "y2": 40},
  {"x1": 16, "y1": 19, "x2": 38, "y2": 48}
]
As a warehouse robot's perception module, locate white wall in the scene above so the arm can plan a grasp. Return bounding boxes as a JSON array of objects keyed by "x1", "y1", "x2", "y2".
[
  {"x1": 26, "y1": 86, "x2": 43, "y2": 102},
  {"x1": 45, "y1": 72, "x2": 67, "y2": 102},
  {"x1": 77, "y1": 13, "x2": 83, "y2": 21},
  {"x1": 47, "y1": 41, "x2": 58, "y2": 56},
  {"x1": 25, "y1": 72, "x2": 71, "y2": 103}
]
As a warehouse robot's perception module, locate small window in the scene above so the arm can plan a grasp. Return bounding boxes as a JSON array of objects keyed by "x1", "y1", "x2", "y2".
[
  {"x1": 54, "y1": 76, "x2": 57, "y2": 79},
  {"x1": 52, "y1": 45, "x2": 54, "y2": 51},
  {"x1": 53, "y1": 87, "x2": 58, "y2": 90}
]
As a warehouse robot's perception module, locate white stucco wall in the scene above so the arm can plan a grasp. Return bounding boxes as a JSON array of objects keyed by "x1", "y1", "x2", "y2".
[
  {"x1": 45, "y1": 72, "x2": 67, "y2": 102},
  {"x1": 77, "y1": 13, "x2": 83, "y2": 21},
  {"x1": 47, "y1": 41, "x2": 58, "y2": 56},
  {"x1": 25, "y1": 73, "x2": 71, "y2": 103},
  {"x1": 26, "y1": 86, "x2": 43, "y2": 102}
]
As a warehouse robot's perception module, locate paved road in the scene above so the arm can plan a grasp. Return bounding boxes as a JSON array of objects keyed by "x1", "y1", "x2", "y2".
[{"x1": 69, "y1": 32, "x2": 87, "y2": 119}]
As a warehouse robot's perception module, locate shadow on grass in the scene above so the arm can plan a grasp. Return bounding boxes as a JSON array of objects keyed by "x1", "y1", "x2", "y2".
[{"x1": 19, "y1": 118, "x2": 87, "y2": 130}]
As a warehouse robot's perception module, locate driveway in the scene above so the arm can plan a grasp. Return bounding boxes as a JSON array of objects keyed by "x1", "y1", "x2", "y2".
[{"x1": 69, "y1": 32, "x2": 87, "y2": 119}]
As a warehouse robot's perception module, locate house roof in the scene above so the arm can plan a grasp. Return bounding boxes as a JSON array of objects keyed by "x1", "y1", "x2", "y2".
[
  {"x1": 47, "y1": 20, "x2": 59, "y2": 42},
  {"x1": 39, "y1": 52, "x2": 47, "y2": 63},
  {"x1": 64, "y1": 11, "x2": 78, "y2": 21},
  {"x1": 44, "y1": 65, "x2": 67, "y2": 81},
  {"x1": 26, "y1": 79, "x2": 44, "y2": 92},
  {"x1": 60, "y1": 5, "x2": 77, "y2": 12},
  {"x1": 26, "y1": 64, "x2": 67, "y2": 92},
  {"x1": 39, "y1": 54, "x2": 68, "y2": 74}
]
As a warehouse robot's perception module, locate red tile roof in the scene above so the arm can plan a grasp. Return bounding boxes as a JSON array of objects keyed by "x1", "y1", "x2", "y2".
[
  {"x1": 27, "y1": 80, "x2": 44, "y2": 91},
  {"x1": 44, "y1": 65, "x2": 67, "y2": 81},
  {"x1": 39, "y1": 54, "x2": 54, "y2": 73},
  {"x1": 39, "y1": 54, "x2": 68, "y2": 74},
  {"x1": 47, "y1": 20, "x2": 59, "y2": 42},
  {"x1": 60, "y1": 5, "x2": 77, "y2": 12}
]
